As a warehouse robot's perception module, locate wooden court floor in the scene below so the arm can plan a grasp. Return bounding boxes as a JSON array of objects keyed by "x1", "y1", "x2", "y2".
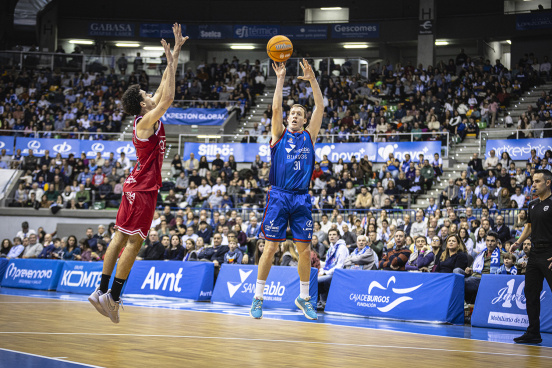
[{"x1": 0, "y1": 294, "x2": 551, "y2": 368}]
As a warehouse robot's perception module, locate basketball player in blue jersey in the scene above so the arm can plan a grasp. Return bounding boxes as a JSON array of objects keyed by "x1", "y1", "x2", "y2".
[{"x1": 250, "y1": 59, "x2": 323, "y2": 320}]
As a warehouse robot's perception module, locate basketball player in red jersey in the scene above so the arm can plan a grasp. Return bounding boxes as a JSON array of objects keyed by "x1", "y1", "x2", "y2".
[{"x1": 88, "y1": 24, "x2": 188, "y2": 323}]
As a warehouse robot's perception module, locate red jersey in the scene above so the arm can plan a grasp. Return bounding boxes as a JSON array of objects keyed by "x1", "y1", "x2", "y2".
[{"x1": 123, "y1": 116, "x2": 166, "y2": 192}]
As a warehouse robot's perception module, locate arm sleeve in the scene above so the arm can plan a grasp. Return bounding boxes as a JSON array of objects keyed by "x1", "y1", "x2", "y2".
[
  {"x1": 146, "y1": 244, "x2": 165, "y2": 260},
  {"x1": 325, "y1": 247, "x2": 349, "y2": 275},
  {"x1": 456, "y1": 252, "x2": 469, "y2": 270},
  {"x1": 212, "y1": 246, "x2": 229, "y2": 264},
  {"x1": 391, "y1": 250, "x2": 411, "y2": 268},
  {"x1": 417, "y1": 252, "x2": 435, "y2": 268}
]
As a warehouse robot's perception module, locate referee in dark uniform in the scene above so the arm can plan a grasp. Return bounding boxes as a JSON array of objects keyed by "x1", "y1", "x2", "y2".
[{"x1": 512, "y1": 169, "x2": 552, "y2": 344}]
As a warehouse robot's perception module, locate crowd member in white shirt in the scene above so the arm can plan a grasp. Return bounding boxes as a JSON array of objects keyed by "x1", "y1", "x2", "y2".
[
  {"x1": 197, "y1": 178, "x2": 212, "y2": 204},
  {"x1": 510, "y1": 186, "x2": 526, "y2": 209},
  {"x1": 211, "y1": 177, "x2": 226, "y2": 195},
  {"x1": 117, "y1": 152, "x2": 131, "y2": 170}
]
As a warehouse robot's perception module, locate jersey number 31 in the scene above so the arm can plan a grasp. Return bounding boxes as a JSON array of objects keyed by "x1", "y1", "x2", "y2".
[{"x1": 294, "y1": 161, "x2": 301, "y2": 171}]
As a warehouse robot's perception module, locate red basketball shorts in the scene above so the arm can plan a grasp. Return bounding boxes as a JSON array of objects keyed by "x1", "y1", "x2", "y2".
[{"x1": 115, "y1": 190, "x2": 158, "y2": 239}]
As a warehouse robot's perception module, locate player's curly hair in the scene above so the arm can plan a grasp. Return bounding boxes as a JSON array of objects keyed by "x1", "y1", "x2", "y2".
[{"x1": 122, "y1": 84, "x2": 144, "y2": 116}]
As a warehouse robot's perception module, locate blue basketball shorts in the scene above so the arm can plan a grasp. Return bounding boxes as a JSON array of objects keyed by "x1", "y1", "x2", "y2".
[{"x1": 258, "y1": 186, "x2": 313, "y2": 243}]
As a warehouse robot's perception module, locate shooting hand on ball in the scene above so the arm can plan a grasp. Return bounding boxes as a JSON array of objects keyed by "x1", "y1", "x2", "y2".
[{"x1": 272, "y1": 62, "x2": 286, "y2": 79}]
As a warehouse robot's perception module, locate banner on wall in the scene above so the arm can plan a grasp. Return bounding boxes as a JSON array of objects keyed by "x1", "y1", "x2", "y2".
[
  {"x1": 182, "y1": 141, "x2": 441, "y2": 163},
  {"x1": 485, "y1": 138, "x2": 552, "y2": 160},
  {"x1": 183, "y1": 143, "x2": 271, "y2": 162},
  {"x1": 0, "y1": 259, "x2": 8, "y2": 284},
  {"x1": 15, "y1": 137, "x2": 80, "y2": 158},
  {"x1": 88, "y1": 22, "x2": 135, "y2": 37},
  {"x1": 187, "y1": 25, "x2": 233, "y2": 40},
  {"x1": 471, "y1": 275, "x2": 552, "y2": 333},
  {"x1": 162, "y1": 107, "x2": 228, "y2": 126},
  {"x1": 123, "y1": 261, "x2": 214, "y2": 301},
  {"x1": 80, "y1": 140, "x2": 137, "y2": 160},
  {"x1": 0, "y1": 136, "x2": 15, "y2": 155},
  {"x1": 56, "y1": 261, "x2": 122, "y2": 295},
  {"x1": 281, "y1": 25, "x2": 327, "y2": 40},
  {"x1": 331, "y1": 23, "x2": 379, "y2": 38},
  {"x1": 140, "y1": 23, "x2": 184, "y2": 38},
  {"x1": 374, "y1": 141, "x2": 441, "y2": 162},
  {"x1": 516, "y1": 12, "x2": 552, "y2": 31},
  {"x1": 212, "y1": 265, "x2": 318, "y2": 309},
  {"x1": 1, "y1": 259, "x2": 64, "y2": 290},
  {"x1": 234, "y1": 24, "x2": 280, "y2": 39},
  {"x1": 324, "y1": 270, "x2": 464, "y2": 324}
]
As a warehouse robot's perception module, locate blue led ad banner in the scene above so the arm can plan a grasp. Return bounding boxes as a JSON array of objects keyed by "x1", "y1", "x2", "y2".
[
  {"x1": 234, "y1": 25, "x2": 281, "y2": 39},
  {"x1": 140, "y1": 23, "x2": 184, "y2": 38},
  {"x1": 516, "y1": 12, "x2": 552, "y2": 31},
  {"x1": 182, "y1": 141, "x2": 441, "y2": 163},
  {"x1": 331, "y1": 23, "x2": 379, "y2": 38},
  {"x1": 281, "y1": 25, "x2": 328, "y2": 40},
  {"x1": 187, "y1": 25, "x2": 234, "y2": 40},
  {"x1": 123, "y1": 261, "x2": 214, "y2": 301},
  {"x1": 471, "y1": 275, "x2": 552, "y2": 333},
  {"x1": 1, "y1": 259, "x2": 64, "y2": 291},
  {"x1": 212, "y1": 265, "x2": 318, "y2": 309},
  {"x1": 162, "y1": 107, "x2": 228, "y2": 126},
  {"x1": 88, "y1": 22, "x2": 135, "y2": 37},
  {"x1": 324, "y1": 270, "x2": 464, "y2": 324},
  {"x1": 486, "y1": 138, "x2": 552, "y2": 161}
]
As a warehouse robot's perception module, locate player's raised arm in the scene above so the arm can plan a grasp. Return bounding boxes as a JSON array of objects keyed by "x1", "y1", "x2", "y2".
[
  {"x1": 137, "y1": 39, "x2": 175, "y2": 131},
  {"x1": 153, "y1": 24, "x2": 188, "y2": 105},
  {"x1": 299, "y1": 59, "x2": 323, "y2": 143},
  {"x1": 271, "y1": 62, "x2": 286, "y2": 144}
]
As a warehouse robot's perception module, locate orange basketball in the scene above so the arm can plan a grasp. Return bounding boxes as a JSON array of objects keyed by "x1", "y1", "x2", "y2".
[{"x1": 267, "y1": 35, "x2": 293, "y2": 63}]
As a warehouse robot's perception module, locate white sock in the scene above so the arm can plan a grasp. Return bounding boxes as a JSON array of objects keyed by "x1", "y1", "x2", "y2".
[
  {"x1": 300, "y1": 281, "x2": 310, "y2": 299},
  {"x1": 255, "y1": 280, "x2": 266, "y2": 299}
]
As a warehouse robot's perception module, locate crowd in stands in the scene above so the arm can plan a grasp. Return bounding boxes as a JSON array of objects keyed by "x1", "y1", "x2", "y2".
[
  {"x1": 0, "y1": 53, "x2": 267, "y2": 144},
  {"x1": 2, "y1": 48, "x2": 550, "y2": 211},
  {"x1": 248, "y1": 50, "x2": 549, "y2": 146},
  {"x1": 0, "y1": 64, "x2": 127, "y2": 140},
  {"x1": 3, "y1": 148, "x2": 132, "y2": 210},
  {"x1": 1, "y1": 189, "x2": 532, "y2": 311},
  {"x1": 1, "y1": 50, "x2": 551, "y2": 315}
]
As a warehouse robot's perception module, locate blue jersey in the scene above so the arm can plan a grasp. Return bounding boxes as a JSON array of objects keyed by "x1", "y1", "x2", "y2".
[{"x1": 269, "y1": 129, "x2": 315, "y2": 191}]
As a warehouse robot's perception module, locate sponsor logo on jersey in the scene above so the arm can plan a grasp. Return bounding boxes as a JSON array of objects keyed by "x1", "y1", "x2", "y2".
[
  {"x1": 264, "y1": 219, "x2": 280, "y2": 232},
  {"x1": 125, "y1": 192, "x2": 136, "y2": 205}
]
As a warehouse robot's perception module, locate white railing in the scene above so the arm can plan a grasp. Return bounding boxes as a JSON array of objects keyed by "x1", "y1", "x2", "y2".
[
  {"x1": 260, "y1": 57, "x2": 370, "y2": 79},
  {"x1": 0, "y1": 50, "x2": 187, "y2": 77}
]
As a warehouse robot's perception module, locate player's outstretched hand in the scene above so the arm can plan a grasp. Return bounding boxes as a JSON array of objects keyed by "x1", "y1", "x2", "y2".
[
  {"x1": 161, "y1": 39, "x2": 173, "y2": 65},
  {"x1": 272, "y1": 62, "x2": 286, "y2": 79},
  {"x1": 298, "y1": 58, "x2": 315, "y2": 82},
  {"x1": 172, "y1": 23, "x2": 189, "y2": 50}
]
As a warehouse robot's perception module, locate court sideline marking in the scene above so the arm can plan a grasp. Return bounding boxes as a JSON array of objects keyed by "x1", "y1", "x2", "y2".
[
  {"x1": 0, "y1": 331, "x2": 550, "y2": 360},
  {"x1": 0, "y1": 347, "x2": 104, "y2": 368},
  {"x1": 2, "y1": 293, "x2": 551, "y2": 350}
]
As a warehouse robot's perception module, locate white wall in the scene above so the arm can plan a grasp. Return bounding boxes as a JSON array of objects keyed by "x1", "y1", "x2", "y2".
[
  {"x1": 305, "y1": 8, "x2": 349, "y2": 23},
  {"x1": 206, "y1": 50, "x2": 267, "y2": 64},
  {"x1": 504, "y1": 0, "x2": 551, "y2": 13}
]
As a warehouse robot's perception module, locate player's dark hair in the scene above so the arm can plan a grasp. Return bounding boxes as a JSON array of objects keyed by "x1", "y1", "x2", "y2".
[
  {"x1": 535, "y1": 169, "x2": 552, "y2": 186},
  {"x1": 122, "y1": 84, "x2": 144, "y2": 116}
]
